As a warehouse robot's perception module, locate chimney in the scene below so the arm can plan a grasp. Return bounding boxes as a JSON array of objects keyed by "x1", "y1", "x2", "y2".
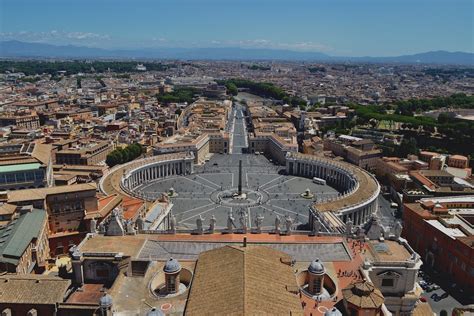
[{"x1": 243, "y1": 236, "x2": 247, "y2": 247}]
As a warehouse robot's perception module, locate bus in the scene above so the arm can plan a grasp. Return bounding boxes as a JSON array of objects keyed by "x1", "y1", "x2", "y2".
[{"x1": 313, "y1": 177, "x2": 326, "y2": 185}]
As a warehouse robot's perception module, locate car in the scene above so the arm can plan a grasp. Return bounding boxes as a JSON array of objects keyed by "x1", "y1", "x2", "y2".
[
  {"x1": 419, "y1": 297, "x2": 427, "y2": 303},
  {"x1": 426, "y1": 284, "x2": 440, "y2": 292},
  {"x1": 213, "y1": 163, "x2": 218, "y2": 166},
  {"x1": 438, "y1": 292, "x2": 449, "y2": 300},
  {"x1": 430, "y1": 293, "x2": 438, "y2": 300}
]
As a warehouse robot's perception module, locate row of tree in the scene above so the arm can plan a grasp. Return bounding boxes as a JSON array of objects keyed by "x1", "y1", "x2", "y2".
[
  {"x1": 106, "y1": 143, "x2": 144, "y2": 167},
  {"x1": 156, "y1": 87, "x2": 198, "y2": 104},
  {"x1": 219, "y1": 78, "x2": 307, "y2": 107},
  {"x1": 1, "y1": 60, "x2": 174, "y2": 76},
  {"x1": 218, "y1": 78, "x2": 287, "y2": 99},
  {"x1": 394, "y1": 93, "x2": 474, "y2": 116}
]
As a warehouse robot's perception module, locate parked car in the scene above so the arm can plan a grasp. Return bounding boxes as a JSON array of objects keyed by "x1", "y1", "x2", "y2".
[
  {"x1": 434, "y1": 292, "x2": 449, "y2": 302},
  {"x1": 419, "y1": 297, "x2": 427, "y2": 303},
  {"x1": 426, "y1": 285, "x2": 439, "y2": 292},
  {"x1": 430, "y1": 293, "x2": 438, "y2": 300}
]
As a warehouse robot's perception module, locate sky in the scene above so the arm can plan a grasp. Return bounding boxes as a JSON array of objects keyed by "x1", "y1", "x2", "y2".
[{"x1": 0, "y1": 0, "x2": 473, "y2": 56}]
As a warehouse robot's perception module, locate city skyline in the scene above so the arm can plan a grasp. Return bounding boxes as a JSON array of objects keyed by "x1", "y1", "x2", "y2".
[{"x1": 1, "y1": 0, "x2": 473, "y2": 56}]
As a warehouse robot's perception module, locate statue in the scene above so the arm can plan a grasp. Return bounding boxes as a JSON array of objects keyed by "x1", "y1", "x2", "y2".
[
  {"x1": 285, "y1": 214, "x2": 293, "y2": 235},
  {"x1": 98, "y1": 221, "x2": 106, "y2": 234},
  {"x1": 126, "y1": 220, "x2": 136, "y2": 235},
  {"x1": 393, "y1": 221, "x2": 403, "y2": 239},
  {"x1": 160, "y1": 192, "x2": 170, "y2": 203},
  {"x1": 274, "y1": 215, "x2": 281, "y2": 234},
  {"x1": 346, "y1": 218, "x2": 353, "y2": 237},
  {"x1": 356, "y1": 226, "x2": 365, "y2": 239},
  {"x1": 209, "y1": 215, "x2": 216, "y2": 233},
  {"x1": 135, "y1": 214, "x2": 144, "y2": 232},
  {"x1": 196, "y1": 215, "x2": 204, "y2": 234},
  {"x1": 366, "y1": 214, "x2": 384, "y2": 240},
  {"x1": 227, "y1": 211, "x2": 235, "y2": 233},
  {"x1": 90, "y1": 217, "x2": 97, "y2": 234},
  {"x1": 240, "y1": 211, "x2": 248, "y2": 233},
  {"x1": 170, "y1": 213, "x2": 176, "y2": 234},
  {"x1": 254, "y1": 213, "x2": 264, "y2": 233}
]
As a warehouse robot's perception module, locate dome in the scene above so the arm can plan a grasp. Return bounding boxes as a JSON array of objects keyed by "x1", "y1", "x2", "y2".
[
  {"x1": 324, "y1": 307, "x2": 343, "y2": 316},
  {"x1": 99, "y1": 293, "x2": 113, "y2": 308},
  {"x1": 308, "y1": 258, "x2": 325, "y2": 274},
  {"x1": 146, "y1": 307, "x2": 165, "y2": 316},
  {"x1": 163, "y1": 257, "x2": 181, "y2": 273}
]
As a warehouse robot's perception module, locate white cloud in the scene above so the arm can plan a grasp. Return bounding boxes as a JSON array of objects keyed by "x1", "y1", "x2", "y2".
[
  {"x1": 0, "y1": 30, "x2": 332, "y2": 52},
  {"x1": 230, "y1": 39, "x2": 332, "y2": 52},
  {"x1": 0, "y1": 30, "x2": 111, "y2": 46}
]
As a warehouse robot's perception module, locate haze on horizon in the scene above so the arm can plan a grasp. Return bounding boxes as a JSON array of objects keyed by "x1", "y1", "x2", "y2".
[{"x1": 0, "y1": 0, "x2": 473, "y2": 57}]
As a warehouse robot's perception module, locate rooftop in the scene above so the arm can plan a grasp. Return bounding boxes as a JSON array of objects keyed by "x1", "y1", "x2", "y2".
[
  {"x1": 0, "y1": 209, "x2": 47, "y2": 265},
  {"x1": 7, "y1": 183, "x2": 97, "y2": 203},
  {"x1": 366, "y1": 239, "x2": 412, "y2": 263},
  {"x1": 0, "y1": 275, "x2": 71, "y2": 305},
  {"x1": 0, "y1": 162, "x2": 42, "y2": 173},
  {"x1": 184, "y1": 245, "x2": 303, "y2": 315}
]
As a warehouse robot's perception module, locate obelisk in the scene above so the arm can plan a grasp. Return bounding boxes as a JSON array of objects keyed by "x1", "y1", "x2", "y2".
[{"x1": 238, "y1": 160, "x2": 243, "y2": 195}]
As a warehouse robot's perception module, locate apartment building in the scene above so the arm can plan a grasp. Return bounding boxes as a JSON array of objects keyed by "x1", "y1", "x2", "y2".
[
  {"x1": 55, "y1": 141, "x2": 114, "y2": 165},
  {"x1": 0, "y1": 142, "x2": 53, "y2": 191}
]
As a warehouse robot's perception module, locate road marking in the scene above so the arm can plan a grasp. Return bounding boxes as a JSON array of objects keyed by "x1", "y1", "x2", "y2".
[
  {"x1": 182, "y1": 176, "x2": 216, "y2": 191},
  {"x1": 264, "y1": 177, "x2": 297, "y2": 191},
  {"x1": 259, "y1": 175, "x2": 284, "y2": 188},
  {"x1": 179, "y1": 202, "x2": 216, "y2": 215},
  {"x1": 181, "y1": 204, "x2": 227, "y2": 222},
  {"x1": 266, "y1": 202, "x2": 309, "y2": 218}
]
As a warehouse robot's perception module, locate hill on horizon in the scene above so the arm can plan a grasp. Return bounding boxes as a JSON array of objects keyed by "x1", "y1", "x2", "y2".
[{"x1": 1, "y1": 40, "x2": 473, "y2": 65}]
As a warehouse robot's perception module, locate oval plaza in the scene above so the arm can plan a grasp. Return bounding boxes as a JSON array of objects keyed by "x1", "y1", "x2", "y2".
[{"x1": 101, "y1": 149, "x2": 380, "y2": 232}]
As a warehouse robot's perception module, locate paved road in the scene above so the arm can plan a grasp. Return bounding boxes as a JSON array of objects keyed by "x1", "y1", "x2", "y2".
[
  {"x1": 137, "y1": 153, "x2": 339, "y2": 230},
  {"x1": 230, "y1": 103, "x2": 248, "y2": 154},
  {"x1": 377, "y1": 195, "x2": 400, "y2": 228},
  {"x1": 418, "y1": 276, "x2": 466, "y2": 314}
]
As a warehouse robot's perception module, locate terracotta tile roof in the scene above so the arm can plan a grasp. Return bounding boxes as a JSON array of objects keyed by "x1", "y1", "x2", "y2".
[
  {"x1": 85, "y1": 194, "x2": 122, "y2": 220},
  {"x1": 184, "y1": 245, "x2": 303, "y2": 316},
  {"x1": 0, "y1": 275, "x2": 70, "y2": 305},
  {"x1": 342, "y1": 280, "x2": 384, "y2": 309},
  {"x1": 122, "y1": 196, "x2": 144, "y2": 220}
]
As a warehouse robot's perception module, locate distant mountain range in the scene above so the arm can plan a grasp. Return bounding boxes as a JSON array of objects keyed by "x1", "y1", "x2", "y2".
[{"x1": 1, "y1": 40, "x2": 473, "y2": 65}]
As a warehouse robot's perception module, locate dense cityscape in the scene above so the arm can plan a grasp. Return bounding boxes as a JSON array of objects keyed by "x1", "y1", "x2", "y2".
[
  {"x1": 0, "y1": 58, "x2": 472, "y2": 315},
  {"x1": 1, "y1": 0, "x2": 474, "y2": 315}
]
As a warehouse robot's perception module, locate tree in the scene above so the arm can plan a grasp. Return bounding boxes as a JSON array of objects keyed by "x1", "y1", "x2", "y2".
[
  {"x1": 437, "y1": 112, "x2": 450, "y2": 124},
  {"x1": 398, "y1": 137, "x2": 418, "y2": 157},
  {"x1": 106, "y1": 143, "x2": 144, "y2": 167},
  {"x1": 225, "y1": 82, "x2": 238, "y2": 96}
]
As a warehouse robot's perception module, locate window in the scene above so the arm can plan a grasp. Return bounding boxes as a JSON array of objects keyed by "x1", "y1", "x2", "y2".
[{"x1": 381, "y1": 278, "x2": 394, "y2": 287}]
